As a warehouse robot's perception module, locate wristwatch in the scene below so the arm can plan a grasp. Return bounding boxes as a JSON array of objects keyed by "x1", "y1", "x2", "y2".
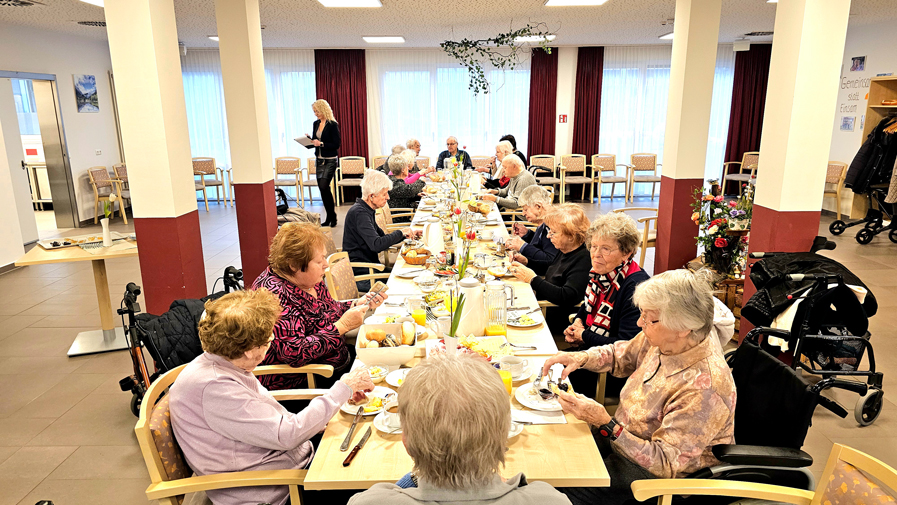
[{"x1": 598, "y1": 418, "x2": 623, "y2": 440}]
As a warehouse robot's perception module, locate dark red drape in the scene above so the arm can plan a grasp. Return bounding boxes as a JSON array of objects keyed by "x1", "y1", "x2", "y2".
[
  {"x1": 723, "y1": 44, "x2": 771, "y2": 190},
  {"x1": 572, "y1": 47, "x2": 604, "y2": 159},
  {"x1": 527, "y1": 48, "x2": 558, "y2": 157},
  {"x1": 314, "y1": 49, "x2": 369, "y2": 161}
]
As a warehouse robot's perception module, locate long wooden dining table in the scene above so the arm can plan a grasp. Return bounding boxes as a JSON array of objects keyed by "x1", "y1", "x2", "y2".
[{"x1": 302, "y1": 187, "x2": 609, "y2": 491}]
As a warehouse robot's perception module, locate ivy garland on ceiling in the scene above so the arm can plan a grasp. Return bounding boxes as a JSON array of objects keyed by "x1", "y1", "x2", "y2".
[{"x1": 440, "y1": 22, "x2": 556, "y2": 95}]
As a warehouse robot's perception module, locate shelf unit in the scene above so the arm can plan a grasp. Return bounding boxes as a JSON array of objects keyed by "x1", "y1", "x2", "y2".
[{"x1": 850, "y1": 76, "x2": 897, "y2": 218}]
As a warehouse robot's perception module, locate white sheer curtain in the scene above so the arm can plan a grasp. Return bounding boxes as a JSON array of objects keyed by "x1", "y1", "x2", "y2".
[
  {"x1": 180, "y1": 49, "x2": 316, "y2": 168},
  {"x1": 366, "y1": 49, "x2": 530, "y2": 162},
  {"x1": 598, "y1": 45, "x2": 735, "y2": 196}
]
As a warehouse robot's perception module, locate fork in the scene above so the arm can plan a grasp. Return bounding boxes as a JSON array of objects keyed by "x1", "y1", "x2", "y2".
[{"x1": 424, "y1": 305, "x2": 438, "y2": 323}]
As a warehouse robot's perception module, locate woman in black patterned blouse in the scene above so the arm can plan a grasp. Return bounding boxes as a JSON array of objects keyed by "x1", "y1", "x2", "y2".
[{"x1": 387, "y1": 152, "x2": 426, "y2": 222}]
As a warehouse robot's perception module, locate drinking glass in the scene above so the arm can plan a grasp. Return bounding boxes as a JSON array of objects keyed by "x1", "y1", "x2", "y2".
[
  {"x1": 406, "y1": 297, "x2": 426, "y2": 326},
  {"x1": 497, "y1": 369, "x2": 513, "y2": 396}
]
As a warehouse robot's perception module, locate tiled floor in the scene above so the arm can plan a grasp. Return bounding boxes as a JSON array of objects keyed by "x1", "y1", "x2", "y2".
[{"x1": 0, "y1": 194, "x2": 894, "y2": 505}]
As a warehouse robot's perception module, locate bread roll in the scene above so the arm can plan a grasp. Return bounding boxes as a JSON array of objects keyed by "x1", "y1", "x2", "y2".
[
  {"x1": 367, "y1": 328, "x2": 386, "y2": 342},
  {"x1": 383, "y1": 334, "x2": 399, "y2": 347},
  {"x1": 402, "y1": 321, "x2": 415, "y2": 346},
  {"x1": 366, "y1": 340, "x2": 379, "y2": 348}
]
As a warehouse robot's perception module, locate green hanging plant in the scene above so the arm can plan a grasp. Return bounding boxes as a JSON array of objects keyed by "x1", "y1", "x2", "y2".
[{"x1": 440, "y1": 22, "x2": 555, "y2": 95}]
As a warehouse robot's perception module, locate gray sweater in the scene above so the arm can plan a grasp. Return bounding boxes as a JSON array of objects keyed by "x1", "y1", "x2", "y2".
[
  {"x1": 495, "y1": 171, "x2": 537, "y2": 210},
  {"x1": 348, "y1": 473, "x2": 571, "y2": 505}
]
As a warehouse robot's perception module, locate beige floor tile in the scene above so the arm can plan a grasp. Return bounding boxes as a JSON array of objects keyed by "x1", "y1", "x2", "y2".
[
  {"x1": 0, "y1": 315, "x2": 46, "y2": 340},
  {"x1": 0, "y1": 327, "x2": 94, "y2": 357},
  {"x1": 0, "y1": 374, "x2": 68, "y2": 418},
  {"x1": 0, "y1": 446, "x2": 77, "y2": 479},
  {"x1": 0, "y1": 478, "x2": 42, "y2": 505},
  {"x1": 0, "y1": 417, "x2": 56, "y2": 446},
  {"x1": 18, "y1": 301, "x2": 97, "y2": 317},
  {"x1": 0, "y1": 304, "x2": 37, "y2": 317},
  {"x1": 27, "y1": 313, "x2": 106, "y2": 328},
  {"x1": 71, "y1": 350, "x2": 135, "y2": 376},
  {"x1": 27, "y1": 393, "x2": 139, "y2": 446},
  {"x1": 17, "y1": 477, "x2": 151, "y2": 505},
  {"x1": 47, "y1": 445, "x2": 147, "y2": 480},
  {"x1": 0, "y1": 356, "x2": 93, "y2": 375},
  {"x1": 13, "y1": 374, "x2": 108, "y2": 419},
  {"x1": 0, "y1": 446, "x2": 18, "y2": 464}
]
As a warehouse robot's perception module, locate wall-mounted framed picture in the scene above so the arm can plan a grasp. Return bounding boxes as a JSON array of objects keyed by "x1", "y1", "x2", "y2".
[
  {"x1": 73, "y1": 74, "x2": 99, "y2": 113},
  {"x1": 841, "y1": 116, "x2": 855, "y2": 132},
  {"x1": 850, "y1": 56, "x2": 866, "y2": 72}
]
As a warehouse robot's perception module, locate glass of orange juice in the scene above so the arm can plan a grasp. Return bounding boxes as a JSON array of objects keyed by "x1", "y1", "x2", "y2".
[
  {"x1": 484, "y1": 322, "x2": 507, "y2": 337},
  {"x1": 406, "y1": 297, "x2": 427, "y2": 326},
  {"x1": 497, "y1": 369, "x2": 513, "y2": 396}
]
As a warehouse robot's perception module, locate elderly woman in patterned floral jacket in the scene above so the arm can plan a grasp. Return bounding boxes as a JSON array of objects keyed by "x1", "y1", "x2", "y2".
[
  {"x1": 252, "y1": 222, "x2": 386, "y2": 392},
  {"x1": 542, "y1": 269, "x2": 736, "y2": 505}
]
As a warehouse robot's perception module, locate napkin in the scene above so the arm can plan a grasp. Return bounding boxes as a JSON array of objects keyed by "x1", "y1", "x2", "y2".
[{"x1": 511, "y1": 409, "x2": 567, "y2": 425}]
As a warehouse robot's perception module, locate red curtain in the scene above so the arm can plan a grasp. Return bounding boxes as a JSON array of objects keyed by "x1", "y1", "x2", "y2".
[
  {"x1": 314, "y1": 49, "x2": 369, "y2": 161},
  {"x1": 527, "y1": 48, "x2": 558, "y2": 157},
  {"x1": 723, "y1": 44, "x2": 772, "y2": 190},
  {"x1": 572, "y1": 47, "x2": 604, "y2": 159}
]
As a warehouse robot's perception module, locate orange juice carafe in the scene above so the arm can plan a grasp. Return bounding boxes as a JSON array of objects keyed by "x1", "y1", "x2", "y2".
[{"x1": 485, "y1": 280, "x2": 514, "y2": 338}]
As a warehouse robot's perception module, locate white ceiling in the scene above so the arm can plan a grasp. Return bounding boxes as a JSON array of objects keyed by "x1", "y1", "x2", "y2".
[{"x1": 0, "y1": 0, "x2": 895, "y2": 48}]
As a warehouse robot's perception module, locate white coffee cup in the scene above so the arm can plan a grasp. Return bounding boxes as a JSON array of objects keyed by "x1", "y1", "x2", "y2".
[
  {"x1": 383, "y1": 399, "x2": 401, "y2": 429},
  {"x1": 480, "y1": 230, "x2": 493, "y2": 241},
  {"x1": 499, "y1": 356, "x2": 529, "y2": 378}
]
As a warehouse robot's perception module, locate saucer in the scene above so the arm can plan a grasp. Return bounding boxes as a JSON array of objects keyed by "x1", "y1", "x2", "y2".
[
  {"x1": 373, "y1": 411, "x2": 402, "y2": 435},
  {"x1": 509, "y1": 368, "x2": 533, "y2": 382}
]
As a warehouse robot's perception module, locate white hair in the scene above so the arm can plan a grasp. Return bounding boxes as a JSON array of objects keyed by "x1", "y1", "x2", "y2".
[
  {"x1": 588, "y1": 213, "x2": 641, "y2": 256},
  {"x1": 502, "y1": 153, "x2": 524, "y2": 170},
  {"x1": 391, "y1": 144, "x2": 404, "y2": 155},
  {"x1": 387, "y1": 155, "x2": 407, "y2": 176},
  {"x1": 400, "y1": 354, "x2": 510, "y2": 489},
  {"x1": 447, "y1": 136, "x2": 458, "y2": 145},
  {"x1": 496, "y1": 141, "x2": 513, "y2": 156},
  {"x1": 361, "y1": 169, "x2": 393, "y2": 198},
  {"x1": 406, "y1": 138, "x2": 420, "y2": 148},
  {"x1": 400, "y1": 149, "x2": 417, "y2": 166},
  {"x1": 632, "y1": 269, "x2": 716, "y2": 343},
  {"x1": 518, "y1": 185, "x2": 552, "y2": 207}
]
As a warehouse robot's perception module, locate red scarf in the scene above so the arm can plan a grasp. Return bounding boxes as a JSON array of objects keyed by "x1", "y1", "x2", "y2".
[{"x1": 583, "y1": 259, "x2": 642, "y2": 336}]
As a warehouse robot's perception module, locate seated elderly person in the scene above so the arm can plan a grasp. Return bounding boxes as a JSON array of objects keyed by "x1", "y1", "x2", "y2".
[
  {"x1": 344, "y1": 170, "x2": 422, "y2": 290},
  {"x1": 479, "y1": 154, "x2": 536, "y2": 212},
  {"x1": 377, "y1": 144, "x2": 406, "y2": 174},
  {"x1": 170, "y1": 289, "x2": 374, "y2": 505},
  {"x1": 253, "y1": 223, "x2": 387, "y2": 391},
  {"x1": 387, "y1": 153, "x2": 426, "y2": 221},
  {"x1": 564, "y1": 212, "x2": 650, "y2": 397},
  {"x1": 543, "y1": 269, "x2": 736, "y2": 505},
  {"x1": 481, "y1": 140, "x2": 514, "y2": 190},
  {"x1": 505, "y1": 185, "x2": 559, "y2": 264},
  {"x1": 436, "y1": 136, "x2": 473, "y2": 170},
  {"x1": 348, "y1": 353, "x2": 571, "y2": 505},
  {"x1": 406, "y1": 138, "x2": 432, "y2": 173},
  {"x1": 509, "y1": 204, "x2": 591, "y2": 335}
]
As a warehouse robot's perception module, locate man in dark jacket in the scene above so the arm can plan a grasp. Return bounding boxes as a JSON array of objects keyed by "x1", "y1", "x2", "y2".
[
  {"x1": 504, "y1": 185, "x2": 559, "y2": 265},
  {"x1": 436, "y1": 136, "x2": 472, "y2": 170}
]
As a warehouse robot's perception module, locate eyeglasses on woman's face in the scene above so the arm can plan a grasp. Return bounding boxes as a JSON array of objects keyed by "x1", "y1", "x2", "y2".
[{"x1": 638, "y1": 311, "x2": 660, "y2": 327}]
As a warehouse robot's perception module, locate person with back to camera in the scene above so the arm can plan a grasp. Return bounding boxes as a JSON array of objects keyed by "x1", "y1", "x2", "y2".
[{"x1": 308, "y1": 99, "x2": 340, "y2": 228}]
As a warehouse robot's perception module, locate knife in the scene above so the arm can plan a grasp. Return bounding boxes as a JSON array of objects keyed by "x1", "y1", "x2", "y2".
[
  {"x1": 342, "y1": 426, "x2": 372, "y2": 467},
  {"x1": 340, "y1": 406, "x2": 364, "y2": 451}
]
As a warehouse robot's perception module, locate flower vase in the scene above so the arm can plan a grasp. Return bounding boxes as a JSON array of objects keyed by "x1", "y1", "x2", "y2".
[{"x1": 101, "y1": 218, "x2": 112, "y2": 247}]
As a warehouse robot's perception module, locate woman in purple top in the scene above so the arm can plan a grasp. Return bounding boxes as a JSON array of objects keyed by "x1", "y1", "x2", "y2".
[
  {"x1": 252, "y1": 222, "x2": 387, "y2": 391},
  {"x1": 169, "y1": 289, "x2": 373, "y2": 505}
]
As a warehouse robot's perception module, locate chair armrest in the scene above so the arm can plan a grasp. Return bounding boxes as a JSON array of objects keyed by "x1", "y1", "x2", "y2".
[
  {"x1": 253, "y1": 364, "x2": 334, "y2": 377},
  {"x1": 722, "y1": 161, "x2": 742, "y2": 167},
  {"x1": 630, "y1": 479, "x2": 814, "y2": 505},
  {"x1": 355, "y1": 272, "x2": 392, "y2": 283},
  {"x1": 349, "y1": 261, "x2": 386, "y2": 272},
  {"x1": 711, "y1": 445, "x2": 813, "y2": 468},
  {"x1": 637, "y1": 215, "x2": 658, "y2": 225},
  {"x1": 145, "y1": 469, "x2": 307, "y2": 500}
]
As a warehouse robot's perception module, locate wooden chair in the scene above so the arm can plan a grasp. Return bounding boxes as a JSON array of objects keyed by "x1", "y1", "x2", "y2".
[
  {"x1": 135, "y1": 362, "x2": 334, "y2": 505},
  {"x1": 612, "y1": 207, "x2": 657, "y2": 268},
  {"x1": 192, "y1": 157, "x2": 228, "y2": 211},
  {"x1": 374, "y1": 206, "x2": 413, "y2": 267},
  {"x1": 371, "y1": 155, "x2": 389, "y2": 170},
  {"x1": 530, "y1": 155, "x2": 562, "y2": 203},
  {"x1": 823, "y1": 161, "x2": 848, "y2": 220},
  {"x1": 112, "y1": 163, "x2": 131, "y2": 216},
  {"x1": 471, "y1": 156, "x2": 492, "y2": 171},
  {"x1": 632, "y1": 443, "x2": 897, "y2": 505},
  {"x1": 559, "y1": 154, "x2": 592, "y2": 202},
  {"x1": 299, "y1": 157, "x2": 318, "y2": 207},
  {"x1": 324, "y1": 252, "x2": 390, "y2": 301},
  {"x1": 273, "y1": 156, "x2": 302, "y2": 204},
  {"x1": 415, "y1": 156, "x2": 430, "y2": 170},
  {"x1": 589, "y1": 154, "x2": 628, "y2": 204},
  {"x1": 335, "y1": 157, "x2": 366, "y2": 206},
  {"x1": 627, "y1": 153, "x2": 662, "y2": 203},
  {"x1": 322, "y1": 228, "x2": 342, "y2": 258},
  {"x1": 721, "y1": 151, "x2": 759, "y2": 196},
  {"x1": 87, "y1": 166, "x2": 128, "y2": 224}
]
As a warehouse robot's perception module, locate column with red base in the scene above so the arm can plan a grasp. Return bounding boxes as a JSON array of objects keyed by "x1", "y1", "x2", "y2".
[
  {"x1": 654, "y1": 0, "x2": 722, "y2": 273},
  {"x1": 105, "y1": 0, "x2": 207, "y2": 314},
  {"x1": 215, "y1": 0, "x2": 277, "y2": 286},
  {"x1": 741, "y1": 0, "x2": 851, "y2": 337}
]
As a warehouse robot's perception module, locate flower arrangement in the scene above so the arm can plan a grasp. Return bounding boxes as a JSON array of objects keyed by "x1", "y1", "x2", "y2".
[
  {"x1": 691, "y1": 182, "x2": 752, "y2": 278},
  {"x1": 103, "y1": 193, "x2": 118, "y2": 220}
]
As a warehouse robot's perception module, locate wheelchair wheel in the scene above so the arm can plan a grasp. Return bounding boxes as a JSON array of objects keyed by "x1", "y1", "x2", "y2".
[
  {"x1": 130, "y1": 392, "x2": 143, "y2": 418},
  {"x1": 890, "y1": 229, "x2": 897, "y2": 244},
  {"x1": 856, "y1": 228, "x2": 875, "y2": 244},
  {"x1": 829, "y1": 220, "x2": 847, "y2": 235},
  {"x1": 855, "y1": 389, "x2": 884, "y2": 426}
]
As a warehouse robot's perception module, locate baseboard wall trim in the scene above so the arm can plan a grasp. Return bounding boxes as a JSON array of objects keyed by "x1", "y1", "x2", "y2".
[{"x1": 0, "y1": 263, "x2": 21, "y2": 276}]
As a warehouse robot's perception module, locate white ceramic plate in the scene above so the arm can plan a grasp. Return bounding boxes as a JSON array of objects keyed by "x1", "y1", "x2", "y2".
[
  {"x1": 396, "y1": 268, "x2": 429, "y2": 279},
  {"x1": 515, "y1": 382, "x2": 565, "y2": 412},
  {"x1": 511, "y1": 368, "x2": 533, "y2": 382},
  {"x1": 373, "y1": 411, "x2": 402, "y2": 435},
  {"x1": 340, "y1": 386, "x2": 395, "y2": 416},
  {"x1": 507, "y1": 310, "x2": 545, "y2": 328},
  {"x1": 508, "y1": 422, "x2": 524, "y2": 439},
  {"x1": 386, "y1": 368, "x2": 411, "y2": 388}
]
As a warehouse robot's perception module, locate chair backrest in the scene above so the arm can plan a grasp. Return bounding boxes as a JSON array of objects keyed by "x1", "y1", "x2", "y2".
[
  {"x1": 630, "y1": 153, "x2": 657, "y2": 174},
  {"x1": 88, "y1": 167, "x2": 112, "y2": 188},
  {"x1": 591, "y1": 154, "x2": 617, "y2": 176},
  {"x1": 307, "y1": 158, "x2": 316, "y2": 176},
  {"x1": 324, "y1": 252, "x2": 360, "y2": 301},
  {"x1": 471, "y1": 156, "x2": 492, "y2": 169},
  {"x1": 816, "y1": 444, "x2": 897, "y2": 505},
  {"x1": 192, "y1": 157, "x2": 217, "y2": 175},
  {"x1": 135, "y1": 365, "x2": 190, "y2": 505},
  {"x1": 530, "y1": 155, "x2": 556, "y2": 172},
  {"x1": 113, "y1": 163, "x2": 127, "y2": 179},
  {"x1": 561, "y1": 154, "x2": 586, "y2": 175},
  {"x1": 339, "y1": 156, "x2": 366, "y2": 176},
  {"x1": 741, "y1": 151, "x2": 760, "y2": 171},
  {"x1": 322, "y1": 229, "x2": 339, "y2": 257},
  {"x1": 275, "y1": 156, "x2": 302, "y2": 176},
  {"x1": 416, "y1": 156, "x2": 430, "y2": 168},
  {"x1": 372, "y1": 155, "x2": 389, "y2": 169},
  {"x1": 379, "y1": 205, "x2": 395, "y2": 225},
  {"x1": 825, "y1": 161, "x2": 848, "y2": 185}
]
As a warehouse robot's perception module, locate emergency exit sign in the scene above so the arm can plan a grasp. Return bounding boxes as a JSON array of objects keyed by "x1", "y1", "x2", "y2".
[{"x1": 559, "y1": 114, "x2": 567, "y2": 123}]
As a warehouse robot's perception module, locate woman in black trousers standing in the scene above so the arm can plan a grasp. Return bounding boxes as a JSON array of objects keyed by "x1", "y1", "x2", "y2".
[{"x1": 309, "y1": 99, "x2": 341, "y2": 227}]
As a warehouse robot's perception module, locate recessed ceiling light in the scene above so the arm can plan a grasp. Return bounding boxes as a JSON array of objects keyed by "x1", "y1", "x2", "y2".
[
  {"x1": 363, "y1": 36, "x2": 405, "y2": 43},
  {"x1": 659, "y1": 32, "x2": 675, "y2": 40},
  {"x1": 515, "y1": 35, "x2": 557, "y2": 43},
  {"x1": 208, "y1": 35, "x2": 219, "y2": 42},
  {"x1": 79, "y1": 0, "x2": 104, "y2": 6},
  {"x1": 318, "y1": 0, "x2": 382, "y2": 7},
  {"x1": 545, "y1": 0, "x2": 609, "y2": 6},
  {"x1": 767, "y1": 0, "x2": 777, "y2": 3}
]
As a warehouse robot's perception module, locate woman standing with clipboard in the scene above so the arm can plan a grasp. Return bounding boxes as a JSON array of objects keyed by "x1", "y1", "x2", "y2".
[{"x1": 307, "y1": 99, "x2": 341, "y2": 227}]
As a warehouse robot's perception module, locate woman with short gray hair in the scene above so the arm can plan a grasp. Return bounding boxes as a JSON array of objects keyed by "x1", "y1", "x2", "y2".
[
  {"x1": 542, "y1": 269, "x2": 736, "y2": 505},
  {"x1": 347, "y1": 354, "x2": 571, "y2": 505},
  {"x1": 344, "y1": 170, "x2": 421, "y2": 290},
  {"x1": 387, "y1": 153, "x2": 426, "y2": 221},
  {"x1": 505, "y1": 185, "x2": 559, "y2": 265}
]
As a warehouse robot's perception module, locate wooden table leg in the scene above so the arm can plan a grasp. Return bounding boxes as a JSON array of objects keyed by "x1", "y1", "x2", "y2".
[
  {"x1": 67, "y1": 258, "x2": 129, "y2": 356},
  {"x1": 92, "y1": 259, "x2": 115, "y2": 331}
]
